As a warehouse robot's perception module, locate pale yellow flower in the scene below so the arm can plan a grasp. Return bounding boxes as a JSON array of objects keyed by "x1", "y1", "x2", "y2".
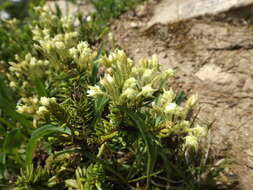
[
  {"x1": 185, "y1": 135, "x2": 198, "y2": 150},
  {"x1": 139, "y1": 84, "x2": 156, "y2": 97},
  {"x1": 40, "y1": 97, "x2": 56, "y2": 107},
  {"x1": 87, "y1": 85, "x2": 104, "y2": 97}
]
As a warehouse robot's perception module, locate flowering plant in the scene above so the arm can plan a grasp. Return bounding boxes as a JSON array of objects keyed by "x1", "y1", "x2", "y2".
[{"x1": 0, "y1": 7, "x2": 229, "y2": 190}]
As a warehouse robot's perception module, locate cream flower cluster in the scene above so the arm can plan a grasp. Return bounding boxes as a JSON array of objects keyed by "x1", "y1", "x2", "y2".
[
  {"x1": 36, "y1": 97, "x2": 57, "y2": 117},
  {"x1": 87, "y1": 49, "x2": 206, "y2": 150},
  {"x1": 31, "y1": 7, "x2": 78, "y2": 65},
  {"x1": 153, "y1": 90, "x2": 198, "y2": 118},
  {"x1": 151, "y1": 88, "x2": 204, "y2": 150},
  {"x1": 9, "y1": 54, "x2": 48, "y2": 75},
  {"x1": 16, "y1": 96, "x2": 39, "y2": 115},
  {"x1": 8, "y1": 54, "x2": 48, "y2": 91},
  {"x1": 16, "y1": 96, "x2": 57, "y2": 118},
  {"x1": 34, "y1": 31, "x2": 78, "y2": 65},
  {"x1": 88, "y1": 49, "x2": 175, "y2": 106},
  {"x1": 34, "y1": 7, "x2": 58, "y2": 29},
  {"x1": 69, "y1": 41, "x2": 97, "y2": 71}
]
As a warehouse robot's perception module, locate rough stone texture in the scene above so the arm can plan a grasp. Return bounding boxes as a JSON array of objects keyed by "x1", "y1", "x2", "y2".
[
  {"x1": 148, "y1": 0, "x2": 253, "y2": 27},
  {"x1": 45, "y1": 0, "x2": 94, "y2": 16}
]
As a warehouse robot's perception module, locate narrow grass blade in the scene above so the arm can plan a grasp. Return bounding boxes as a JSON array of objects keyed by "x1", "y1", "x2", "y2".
[
  {"x1": 84, "y1": 151, "x2": 134, "y2": 190},
  {"x1": 90, "y1": 44, "x2": 103, "y2": 85},
  {"x1": 3, "y1": 129, "x2": 24, "y2": 154},
  {"x1": 118, "y1": 106, "x2": 157, "y2": 188},
  {"x1": 26, "y1": 124, "x2": 71, "y2": 173},
  {"x1": 33, "y1": 78, "x2": 47, "y2": 97}
]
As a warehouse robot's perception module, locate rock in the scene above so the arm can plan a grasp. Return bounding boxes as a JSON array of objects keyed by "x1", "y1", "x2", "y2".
[
  {"x1": 195, "y1": 64, "x2": 233, "y2": 84},
  {"x1": 45, "y1": 0, "x2": 95, "y2": 16},
  {"x1": 147, "y1": 0, "x2": 253, "y2": 27},
  {"x1": 135, "y1": 4, "x2": 147, "y2": 17},
  {"x1": 243, "y1": 78, "x2": 253, "y2": 92},
  {"x1": 129, "y1": 22, "x2": 138, "y2": 28}
]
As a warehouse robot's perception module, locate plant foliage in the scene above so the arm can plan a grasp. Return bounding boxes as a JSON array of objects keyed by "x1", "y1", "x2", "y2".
[{"x1": 0, "y1": 4, "x2": 231, "y2": 190}]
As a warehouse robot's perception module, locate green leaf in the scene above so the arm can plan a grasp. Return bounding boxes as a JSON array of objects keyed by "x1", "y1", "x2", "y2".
[
  {"x1": 0, "y1": 98, "x2": 33, "y2": 132},
  {"x1": 84, "y1": 151, "x2": 133, "y2": 190},
  {"x1": 174, "y1": 90, "x2": 187, "y2": 105},
  {"x1": 0, "y1": 1, "x2": 13, "y2": 11},
  {"x1": 0, "y1": 118, "x2": 15, "y2": 130},
  {"x1": 0, "y1": 77, "x2": 14, "y2": 104},
  {"x1": 33, "y1": 78, "x2": 47, "y2": 97},
  {"x1": 25, "y1": 124, "x2": 71, "y2": 173},
  {"x1": 0, "y1": 78, "x2": 32, "y2": 132},
  {"x1": 90, "y1": 95, "x2": 108, "y2": 129},
  {"x1": 118, "y1": 106, "x2": 157, "y2": 188},
  {"x1": 0, "y1": 153, "x2": 6, "y2": 179},
  {"x1": 54, "y1": 148, "x2": 81, "y2": 159},
  {"x1": 3, "y1": 129, "x2": 24, "y2": 154},
  {"x1": 54, "y1": 2, "x2": 62, "y2": 18},
  {"x1": 94, "y1": 95, "x2": 108, "y2": 117},
  {"x1": 65, "y1": 179, "x2": 79, "y2": 189},
  {"x1": 0, "y1": 124, "x2": 6, "y2": 134},
  {"x1": 90, "y1": 44, "x2": 103, "y2": 85}
]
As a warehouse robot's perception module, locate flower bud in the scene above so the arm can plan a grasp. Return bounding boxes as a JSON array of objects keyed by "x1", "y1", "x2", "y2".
[
  {"x1": 105, "y1": 74, "x2": 114, "y2": 84},
  {"x1": 87, "y1": 85, "x2": 104, "y2": 97},
  {"x1": 185, "y1": 135, "x2": 198, "y2": 150},
  {"x1": 142, "y1": 69, "x2": 153, "y2": 81},
  {"x1": 123, "y1": 77, "x2": 137, "y2": 90},
  {"x1": 139, "y1": 84, "x2": 156, "y2": 97},
  {"x1": 160, "y1": 89, "x2": 175, "y2": 105},
  {"x1": 121, "y1": 88, "x2": 138, "y2": 99},
  {"x1": 9, "y1": 81, "x2": 17, "y2": 88},
  {"x1": 36, "y1": 106, "x2": 48, "y2": 116},
  {"x1": 108, "y1": 32, "x2": 114, "y2": 42},
  {"x1": 55, "y1": 41, "x2": 65, "y2": 50},
  {"x1": 164, "y1": 68, "x2": 175, "y2": 77},
  {"x1": 192, "y1": 125, "x2": 207, "y2": 137},
  {"x1": 186, "y1": 94, "x2": 198, "y2": 108},
  {"x1": 40, "y1": 97, "x2": 56, "y2": 107},
  {"x1": 151, "y1": 54, "x2": 159, "y2": 68},
  {"x1": 164, "y1": 103, "x2": 177, "y2": 113}
]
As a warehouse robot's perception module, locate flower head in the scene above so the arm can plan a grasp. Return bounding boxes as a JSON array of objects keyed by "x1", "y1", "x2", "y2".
[
  {"x1": 123, "y1": 77, "x2": 137, "y2": 90},
  {"x1": 185, "y1": 135, "x2": 198, "y2": 150},
  {"x1": 139, "y1": 84, "x2": 156, "y2": 97},
  {"x1": 160, "y1": 89, "x2": 175, "y2": 105},
  {"x1": 36, "y1": 106, "x2": 48, "y2": 116},
  {"x1": 165, "y1": 103, "x2": 177, "y2": 113},
  {"x1": 16, "y1": 105, "x2": 33, "y2": 114},
  {"x1": 186, "y1": 94, "x2": 198, "y2": 108},
  {"x1": 87, "y1": 85, "x2": 104, "y2": 97},
  {"x1": 192, "y1": 125, "x2": 207, "y2": 137},
  {"x1": 104, "y1": 74, "x2": 114, "y2": 84},
  {"x1": 121, "y1": 88, "x2": 138, "y2": 99},
  {"x1": 142, "y1": 69, "x2": 153, "y2": 81},
  {"x1": 40, "y1": 97, "x2": 56, "y2": 107}
]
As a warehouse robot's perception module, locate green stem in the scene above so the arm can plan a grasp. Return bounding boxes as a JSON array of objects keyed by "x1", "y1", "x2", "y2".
[{"x1": 128, "y1": 170, "x2": 162, "y2": 183}]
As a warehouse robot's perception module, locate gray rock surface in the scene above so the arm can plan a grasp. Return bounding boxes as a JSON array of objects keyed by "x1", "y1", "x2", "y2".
[
  {"x1": 148, "y1": 0, "x2": 253, "y2": 26},
  {"x1": 45, "y1": 0, "x2": 94, "y2": 16}
]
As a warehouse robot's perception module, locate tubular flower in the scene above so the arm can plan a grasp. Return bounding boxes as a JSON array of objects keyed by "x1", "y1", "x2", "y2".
[
  {"x1": 40, "y1": 97, "x2": 56, "y2": 107},
  {"x1": 186, "y1": 94, "x2": 198, "y2": 108},
  {"x1": 164, "y1": 103, "x2": 177, "y2": 113},
  {"x1": 87, "y1": 85, "x2": 105, "y2": 97},
  {"x1": 191, "y1": 125, "x2": 208, "y2": 137},
  {"x1": 139, "y1": 84, "x2": 156, "y2": 97},
  {"x1": 121, "y1": 88, "x2": 138, "y2": 99},
  {"x1": 123, "y1": 77, "x2": 137, "y2": 90},
  {"x1": 185, "y1": 135, "x2": 198, "y2": 150},
  {"x1": 36, "y1": 106, "x2": 49, "y2": 116}
]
